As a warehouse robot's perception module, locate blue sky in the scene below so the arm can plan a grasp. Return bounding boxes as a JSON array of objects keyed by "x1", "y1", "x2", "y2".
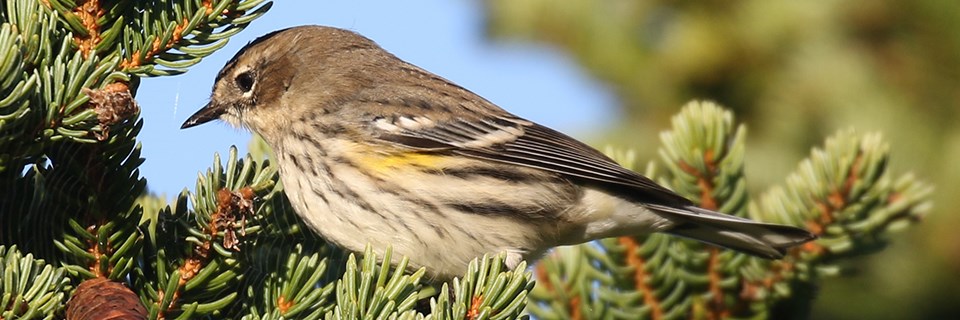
[{"x1": 137, "y1": 0, "x2": 616, "y2": 197}]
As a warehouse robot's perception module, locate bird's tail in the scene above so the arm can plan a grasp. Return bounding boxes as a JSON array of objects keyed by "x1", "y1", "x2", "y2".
[{"x1": 648, "y1": 204, "x2": 816, "y2": 259}]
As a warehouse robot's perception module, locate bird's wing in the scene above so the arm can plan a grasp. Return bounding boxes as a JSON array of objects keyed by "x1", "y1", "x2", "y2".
[{"x1": 373, "y1": 114, "x2": 692, "y2": 206}]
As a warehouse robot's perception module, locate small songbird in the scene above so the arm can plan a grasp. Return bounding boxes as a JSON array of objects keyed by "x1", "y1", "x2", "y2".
[{"x1": 182, "y1": 25, "x2": 815, "y2": 280}]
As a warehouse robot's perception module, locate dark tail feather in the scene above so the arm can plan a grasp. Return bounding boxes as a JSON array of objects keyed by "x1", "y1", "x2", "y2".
[{"x1": 649, "y1": 204, "x2": 817, "y2": 259}]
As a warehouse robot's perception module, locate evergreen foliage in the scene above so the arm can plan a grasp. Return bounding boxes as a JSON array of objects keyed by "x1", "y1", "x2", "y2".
[
  {"x1": 528, "y1": 102, "x2": 930, "y2": 319},
  {"x1": 0, "y1": 1, "x2": 930, "y2": 319}
]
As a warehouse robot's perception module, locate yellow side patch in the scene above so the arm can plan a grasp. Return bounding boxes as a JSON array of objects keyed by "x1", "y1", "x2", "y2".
[{"x1": 356, "y1": 152, "x2": 446, "y2": 175}]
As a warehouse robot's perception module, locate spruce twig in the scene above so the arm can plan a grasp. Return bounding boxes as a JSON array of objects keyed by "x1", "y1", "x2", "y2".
[
  {"x1": 528, "y1": 101, "x2": 931, "y2": 319},
  {"x1": 0, "y1": 245, "x2": 71, "y2": 319}
]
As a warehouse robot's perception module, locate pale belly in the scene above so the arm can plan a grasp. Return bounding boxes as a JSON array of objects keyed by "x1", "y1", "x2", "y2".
[{"x1": 276, "y1": 151, "x2": 575, "y2": 280}]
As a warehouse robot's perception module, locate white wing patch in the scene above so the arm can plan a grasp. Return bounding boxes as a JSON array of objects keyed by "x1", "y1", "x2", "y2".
[
  {"x1": 397, "y1": 116, "x2": 435, "y2": 130},
  {"x1": 374, "y1": 117, "x2": 401, "y2": 132},
  {"x1": 373, "y1": 115, "x2": 526, "y2": 149},
  {"x1": 460, "y1": 124, "x2": 523, "y2": 148}
]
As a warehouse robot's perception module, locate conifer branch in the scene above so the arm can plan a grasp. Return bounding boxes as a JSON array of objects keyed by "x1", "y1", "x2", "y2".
[
  {"x1": 137, "y1": 147, "x2": 280, "y2": 319},
  {"x1": 528, "y1": 101, "x2": 931, "y2": 319},
  {"x1": 0, "y1": 245, "x2": 70, "y2": 319},
  {"x1": 2, "y1": 1, "x2": 275, "y2": 318}
]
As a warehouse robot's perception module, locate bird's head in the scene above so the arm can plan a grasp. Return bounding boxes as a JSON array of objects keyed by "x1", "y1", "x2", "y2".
[{"x1": 181, "y1": 25, "x2": 386, "y2": 140}]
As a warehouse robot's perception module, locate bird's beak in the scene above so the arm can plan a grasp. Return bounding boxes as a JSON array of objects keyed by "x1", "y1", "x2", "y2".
[{"x1": 181, "y1": 102, "x2": 224, "y2": 129}]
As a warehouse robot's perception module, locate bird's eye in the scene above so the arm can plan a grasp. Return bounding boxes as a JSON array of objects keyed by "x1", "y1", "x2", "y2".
[{"x1": 235, "y1": 71, "x2": 255, "y2": 93}]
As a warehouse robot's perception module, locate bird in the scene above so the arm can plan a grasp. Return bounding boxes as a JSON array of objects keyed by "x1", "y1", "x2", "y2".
[{"x1": 181, "y1": 25, "x2": 816, "y2": 280}]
